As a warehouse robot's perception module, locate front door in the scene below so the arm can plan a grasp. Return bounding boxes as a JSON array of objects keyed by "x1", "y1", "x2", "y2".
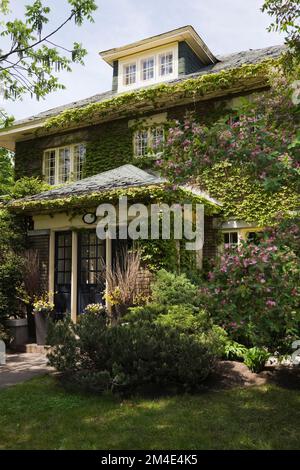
[
  {"x1": 54, "y1": 231, "x2": 72, "y2": 316},
  {"x1": 78, "y1": 230, "x2": 106, "y2": 314}
]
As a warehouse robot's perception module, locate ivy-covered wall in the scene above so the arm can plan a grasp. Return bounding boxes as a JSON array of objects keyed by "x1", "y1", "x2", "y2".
[
  {"x1": 14, "y1": 91, "x2": 257, "y2": 181},
  {"x1": 15, "y1": 118, "x2": 134, "y2": 180}
]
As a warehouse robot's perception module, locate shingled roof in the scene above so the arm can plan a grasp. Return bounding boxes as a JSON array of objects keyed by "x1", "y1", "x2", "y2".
[
  {"x1": 10, "y1": 165, "x2": 166, "y2": 204},
  {"x1": 13, "y1": 44, "x2": 286, "y2": 127},
  {"x1": 5, "y1": 164, "x2": 222, "y2": 213}
]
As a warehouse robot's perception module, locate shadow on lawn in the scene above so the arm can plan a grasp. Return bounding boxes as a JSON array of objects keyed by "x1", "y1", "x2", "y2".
[
  {"x1": 1, "y1": 374, "x2": 299, "y2": 450},
  {"x1": 70, "y1": 384, "x2": 300, "y2": 450}
]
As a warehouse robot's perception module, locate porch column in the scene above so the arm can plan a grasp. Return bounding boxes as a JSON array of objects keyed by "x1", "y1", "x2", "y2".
[
  {"x1": 105, "y1": 234, "x2": 112, "y2": 315},
  {"x1": 71, "y1": 231, "x2": 78, "y2": 323},
  {"x1": 48, "y1": 230, "x2": 55, "y2": 302}
]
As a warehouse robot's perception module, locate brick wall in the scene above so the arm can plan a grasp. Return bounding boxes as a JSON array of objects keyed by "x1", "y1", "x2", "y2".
[{"x1": 14, "y1": 91, "x2": 257, "y2": 180}]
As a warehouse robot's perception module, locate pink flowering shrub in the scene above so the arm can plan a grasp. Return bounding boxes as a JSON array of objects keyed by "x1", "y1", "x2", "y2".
[
  {"x1": 157, "y1": 73, "x2": 299, "y2": 200},
  {"x1": 201, "y1": 219, "x2": 300, "y2": 353}
]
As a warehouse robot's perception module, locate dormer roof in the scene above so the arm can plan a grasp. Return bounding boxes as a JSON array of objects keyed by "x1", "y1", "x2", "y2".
[{"x1": 100, "y1": 25, "x2": 218, "y2": 66}]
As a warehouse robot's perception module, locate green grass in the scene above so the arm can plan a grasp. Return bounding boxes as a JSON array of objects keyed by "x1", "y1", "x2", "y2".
[{"x1": 0, "y1": 376, "x2": 299, "y2": 450}]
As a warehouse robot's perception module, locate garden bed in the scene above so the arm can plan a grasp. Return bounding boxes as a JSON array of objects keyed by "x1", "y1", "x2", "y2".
[{"x1": 205, "y1": 361, "x2": 300, "y2": 391}]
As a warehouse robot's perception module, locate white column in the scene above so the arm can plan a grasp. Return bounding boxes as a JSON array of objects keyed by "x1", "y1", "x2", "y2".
[
  {"x1": 48, "y1": 230, "x2": 55, "y2": 302},
  {"x1": 71, "y1": 231, "x2": 78, "y2": 323},
  {"x1": 105, "y1": 234, "x2": 112, "y2": 314}
]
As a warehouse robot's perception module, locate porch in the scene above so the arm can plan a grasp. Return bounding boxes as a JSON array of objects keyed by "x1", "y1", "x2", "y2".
[{"x1": 6, "y1": 164, "x2": 222, "y2": 323}]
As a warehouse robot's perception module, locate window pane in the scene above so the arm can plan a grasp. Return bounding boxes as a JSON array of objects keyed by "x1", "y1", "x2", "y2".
[
  {"x1": 134, "y1": 130, "x2": 149, "y2": 157},
  {"x1": 73, "y1": 144, "x2": 86, "y2": 181},
  {"x1": 231, "y1": 232, "x2": 238, "y2": 244},
  {"x1": 57, "y1": 260, "x2": 65, "y2": 271},
  {"x1": 124, "y1": 63, "x2": 136, "y2": 85},
  {"x1": 141, "y1": 57, "x2": 154, "y2": 81},
  {"x1": 160, "y1": 52, "x2": 173, "y2": 76},
  {"x1": 44, "y1": 150, "x2": 56, "y2": 185},
  {"x1": 152, "y1": 127, "x2": 164, "y2": 153},
  {"x1": 224, "y1": 232, "x2": 238, "y2": 246},
  {"x1": 58, "y1": 147, "x2": 71, "y2": 183}
]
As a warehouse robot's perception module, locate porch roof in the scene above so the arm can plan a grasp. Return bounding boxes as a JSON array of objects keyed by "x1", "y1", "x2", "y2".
[{"x1": 4, "y1": 165, "x2": 222, "y2": 214}]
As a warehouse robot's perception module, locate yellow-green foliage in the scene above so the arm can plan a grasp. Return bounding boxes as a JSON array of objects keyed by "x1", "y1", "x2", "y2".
[
  {"x1": 5, "y1": 185, "x2": 221, "y2": 215},
  {"x1": 201, "y1": 163, "x2": 299, "y2": 226},
  {"x1": 44, "y1": 59, "x2": 278, "y2": 131}
]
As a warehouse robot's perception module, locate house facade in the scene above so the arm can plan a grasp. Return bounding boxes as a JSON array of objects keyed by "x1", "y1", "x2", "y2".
[{"x1": 0, "y1": 26, "x2": 285, "y2": 321}]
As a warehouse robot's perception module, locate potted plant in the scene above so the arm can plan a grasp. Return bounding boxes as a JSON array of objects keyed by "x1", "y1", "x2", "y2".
[
  {"x1": 4, "y1": 289, "x2": 29, "y2": 350},
  {"x1": 33, "y1": 293, "x2": 55, "y2": 345}
]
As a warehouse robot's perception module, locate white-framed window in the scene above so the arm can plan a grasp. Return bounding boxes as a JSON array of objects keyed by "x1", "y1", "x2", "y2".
[
  {"x1": 118, "y1": 44, "x2": 178, "y2": 92},
  {"x1": 141, "y1": 57, "x2": 155, "y2": 81},
  {"x1": 159, "y1": 51, "x2": 173, "y2": 77},
  {"x1": 134, "y1": 127, "x2": 164, "y2": 158},
  {"x1": 43, "y1": 143, "x2": 86, "y2": 185},
  {"x1": 44, "y1": 149, "x2": 56, "y2": 185},
  {"x1": 223, "y1": 231, "x2": 238, "y2": 248},
  {"x1": 123, "y1": 63, "x2": 137, "y2": 86}
]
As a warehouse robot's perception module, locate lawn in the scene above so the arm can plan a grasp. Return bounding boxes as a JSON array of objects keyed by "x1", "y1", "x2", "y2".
[{"x1": 0, "y1": 376, "x2": 299, "y2": 450}]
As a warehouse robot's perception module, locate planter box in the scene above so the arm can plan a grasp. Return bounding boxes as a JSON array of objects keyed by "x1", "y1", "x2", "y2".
[
  {"x1": 34, "y1": 313, "x2": 50, "y2": 346},
  {"x1": 5, "y1": 318, "x2": 29, "y2": 349}
]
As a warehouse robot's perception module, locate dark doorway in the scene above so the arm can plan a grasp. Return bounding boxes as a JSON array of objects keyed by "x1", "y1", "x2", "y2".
[
  {"x1": 78, "y1": 230, "x2": 106, "y2": 314},
  {"x1": 54, "y1": 231, "x2": 72, "y2": 317}
]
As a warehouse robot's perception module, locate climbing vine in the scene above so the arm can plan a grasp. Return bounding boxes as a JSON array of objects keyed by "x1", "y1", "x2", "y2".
[
  {"x1": 5, "y1": 184, "x2": 221, "y2": 215},
  {"x1": 157, "y1": 66, "x2": 300, "y2": 226},
  {"x1": 43, "y1": 59, "x2": 280, "y2": 131}
]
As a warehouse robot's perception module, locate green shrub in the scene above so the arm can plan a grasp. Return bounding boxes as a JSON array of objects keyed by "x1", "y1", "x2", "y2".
[
  {"x1": 0, "y1": 251, "x2": 25, "y2": 322},
  {"x1": 155, "y1": 305, "x2": 206, "y2": 333},
  {"x1": 224, "y1": 340, "x2": 247, "y2": 361},
  {"x1": 151, "y1": 269, "x2": 199, "y2": 306},
  {"x1": 244, "y1": 347, "x2": 270, "y2": 373},
  {"x1": 123, "y1": 303, "x2": 167, "y2": 323},
  {"x1": 10, "y1": 177, "x2": 51, "y2": 199},
  {"x1": 0, "y1": 324, "x2": 11, "y2": 345},
  {"x1": 47, "y1": 312, "x2": 219, "y2": 394},
  {"x1": 46, "y1": 317, "x2": 80, "y2": 372},
  {"x1": 64, "y1": 370, "x2": 112, "y2": 394}
]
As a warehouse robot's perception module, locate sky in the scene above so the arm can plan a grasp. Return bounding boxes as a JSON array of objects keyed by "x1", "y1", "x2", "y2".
[{"x1": 2, "y1": 0, "x2": 285, "y2": 120}]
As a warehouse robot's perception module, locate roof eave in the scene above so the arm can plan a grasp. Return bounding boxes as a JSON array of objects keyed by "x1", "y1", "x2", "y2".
[
  {"x1": 99, "y1": 25, "x2": 217, "y2": 66},
  {"x1": 0, "y1": 119, "x2": 44, "y2": 151},
  {"x1": 0, "y1": 73, "x2": 270, "y2": 150}
]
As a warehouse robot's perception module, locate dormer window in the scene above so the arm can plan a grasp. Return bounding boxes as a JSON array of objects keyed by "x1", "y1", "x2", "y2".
[
  {"x1": 117, "y1": 45, "x2": 178, "y2": 92},
  {"x1": 141, "y1": 57, "x2": 155, "y2": 81},
  {"x1": 124, "y1": 63, "x2": 136, "y2": 86},
  {"x1": 100, "y1": 26, "x2": 217, "y2": 93},
  {"x1": 159, "y1": 52, "x2": 173, "y2": 76}
]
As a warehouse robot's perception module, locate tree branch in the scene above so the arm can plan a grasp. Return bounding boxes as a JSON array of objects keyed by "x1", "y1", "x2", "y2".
[{"x1": 0, "y1": 10, "x2": 76, "y2": 62}]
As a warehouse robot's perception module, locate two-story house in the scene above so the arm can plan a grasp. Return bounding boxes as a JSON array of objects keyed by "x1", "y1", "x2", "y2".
[{"x1": 0, "y1": 26, "x2": 285, "y2": 321}]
